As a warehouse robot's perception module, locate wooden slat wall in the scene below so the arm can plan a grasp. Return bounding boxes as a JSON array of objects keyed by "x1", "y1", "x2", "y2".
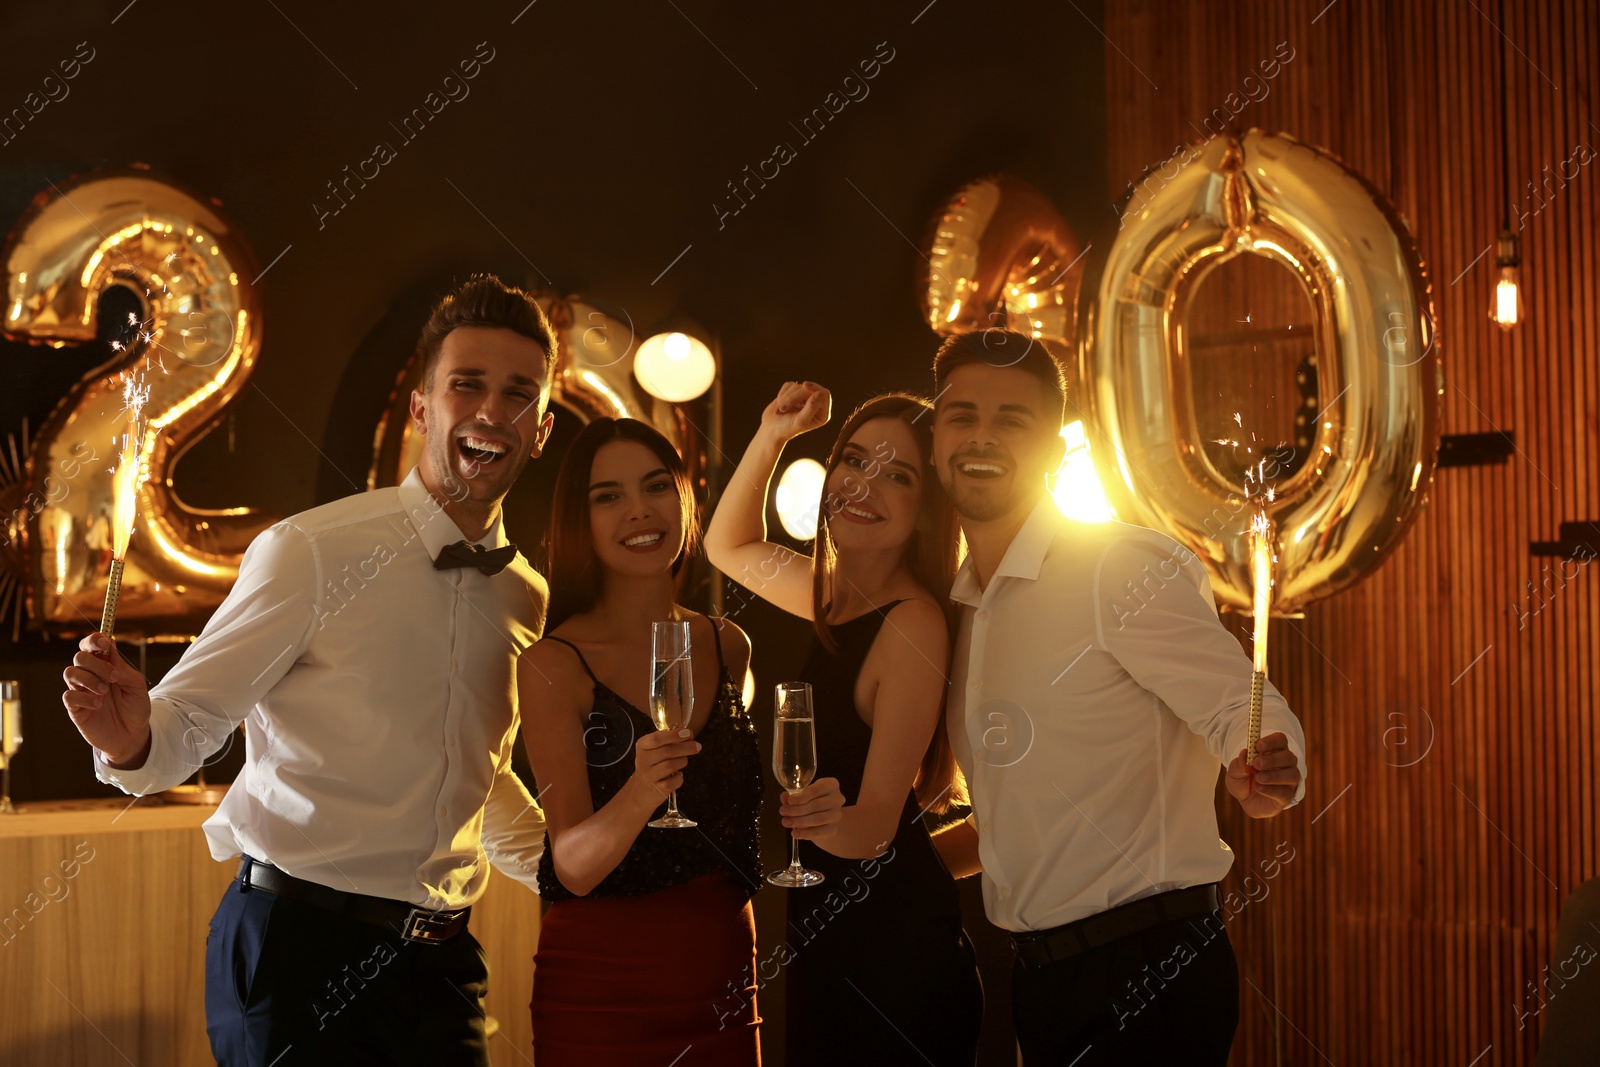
[{"x1": 1102, "y1": 1, "x2": 1599, "y2": 1063}]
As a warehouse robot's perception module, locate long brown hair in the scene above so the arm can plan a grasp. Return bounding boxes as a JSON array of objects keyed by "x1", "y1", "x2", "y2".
[
  {"x1": 810, "y1": 393, "x2": 965, "y2": 813},
  {"x1": 543, "y1": 418, "x2": 699, "y2": 633}
]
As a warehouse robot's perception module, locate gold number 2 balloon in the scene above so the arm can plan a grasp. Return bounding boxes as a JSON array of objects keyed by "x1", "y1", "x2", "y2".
[
  {"x1": 1076, "y1": 130, "x2": 1441, "y2": 614},
  {"x1": 3, "y1": 167, "x2": 276, "y2": 637}
]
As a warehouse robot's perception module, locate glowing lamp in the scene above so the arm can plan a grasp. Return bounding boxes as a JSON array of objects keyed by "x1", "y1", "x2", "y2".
[
  {"x1": 633, "y1": 331, "x2": 716, "y2": 402},
  {"x1": 774, "y1": 459, "x2": 827, "y2": 540},
  {"x1": 1490, "y1": 231, "x2": 1523, "y2": 330}
]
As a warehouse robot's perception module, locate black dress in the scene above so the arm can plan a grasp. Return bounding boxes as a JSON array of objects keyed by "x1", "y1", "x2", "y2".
[{"x1": 784, "y1": 601, "x2": 983, "y2": 1066}]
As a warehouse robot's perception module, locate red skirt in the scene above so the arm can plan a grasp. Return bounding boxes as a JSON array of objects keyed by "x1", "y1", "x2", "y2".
[{"x1": 531, "y1": 871, "x2": 761, "y2": 1066}]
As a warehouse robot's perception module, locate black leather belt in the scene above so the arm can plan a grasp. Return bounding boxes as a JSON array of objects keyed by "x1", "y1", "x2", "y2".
[
  {"x1": 240, "y1": 856, "x2": 469, "y2": 945},
  {"x1": 1009, "y1": 884, "x2": 1221, "y2": 969}
]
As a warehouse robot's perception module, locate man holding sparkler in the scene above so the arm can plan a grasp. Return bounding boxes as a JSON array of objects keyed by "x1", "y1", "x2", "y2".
[
  {"x1": 60, "y1": 275, "x2": 557, "y2": 1066},
  {"x1": 924, "y1": 328, "x2": 1306, "y2": 1066}
]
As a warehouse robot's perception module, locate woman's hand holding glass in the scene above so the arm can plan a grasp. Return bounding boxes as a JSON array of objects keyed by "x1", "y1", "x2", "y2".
[
  {"x1": 768, "y1": 681, "x2": 833, "y2": 887},
  {"x1": 779, "y1": 778, "x2": 845, "y2": 841},
  {"x1": 625, "y1": 729, "x2": 701, "y2": 818}
]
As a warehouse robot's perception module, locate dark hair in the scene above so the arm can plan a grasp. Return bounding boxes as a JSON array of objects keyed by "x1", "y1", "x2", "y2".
[
  {"x1": 931, "y1": 328, "x2": 1068, "y2": 421},
  {"x1": 811, "y1": 393, "x2": 965, "y2": 813},
  {"x1": 418, "y1": 274, "x2": 559, "y2": 388},
  {"x1": 544, "y1": 418, "x2": 699, "y2": 632}
]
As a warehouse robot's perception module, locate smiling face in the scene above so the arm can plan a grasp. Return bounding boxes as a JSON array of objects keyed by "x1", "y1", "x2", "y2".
[
  {"x1": 822, "y1": 416, "x2": 926, "y2": 556},
  {"x1": 932, "y1": 364, "x2": 1065, "y2": 524},
  {"x1": 409, "y1": 325, "x2": 554, "y2": 509},
  {"x1": 587, "y1": 439, "x2": 688, "y2": 581}
]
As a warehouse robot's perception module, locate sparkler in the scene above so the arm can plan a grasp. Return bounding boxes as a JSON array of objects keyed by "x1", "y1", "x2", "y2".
[
  {"x1": 1228, "y1": 407, "x2": 1280, "y2": 767},
  {"x1": 99, "y1": 370, "x2": 151, "y2": 642},
  {"x1": 1247, "y1": 505, "x2": 1275, "y2": 764}
]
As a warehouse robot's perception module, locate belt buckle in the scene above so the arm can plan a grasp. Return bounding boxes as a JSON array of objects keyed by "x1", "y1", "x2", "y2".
[
  {"x1": 402, "y1": 907, "x2": 459, "y2": 944},
  {"x1": 1009, "y1": 933, "x2": 1048, "y2": 969}
]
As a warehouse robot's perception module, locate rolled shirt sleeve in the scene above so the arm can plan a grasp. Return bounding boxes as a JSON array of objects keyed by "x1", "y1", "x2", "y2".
[
  {"x1": 94, "y1": 522, "x2": 316, "y2": 796},
  {"x1": 1095, "y1": 534, "x2": 1307, "y2": 806}
]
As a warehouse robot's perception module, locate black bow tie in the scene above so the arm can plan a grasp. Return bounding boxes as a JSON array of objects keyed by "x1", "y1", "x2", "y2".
[{"x1": 434, "y1": 540, "x2": 518, "y2": 576}]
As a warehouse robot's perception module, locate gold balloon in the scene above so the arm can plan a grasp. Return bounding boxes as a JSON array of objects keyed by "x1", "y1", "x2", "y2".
[
  {"x1": 921, "y1": 174, "x2": 1086, "y2": 345},
  {"x1": 370, "y1": 296, "x2": 700, "y2": 489},
  {"x1": 1076, "y1": 130, "x2": 1441, "y2": 614},
  {"x1": 3, "y1": 168, "x2": 275, "y2": 637}
]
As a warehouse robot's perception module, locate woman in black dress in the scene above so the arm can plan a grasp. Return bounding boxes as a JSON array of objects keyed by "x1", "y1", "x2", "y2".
[
  {"x1": 706, "y1": 384, "x2": 983, "y2": 1066},
  {"x1": 522, "y1": 417, "x2": 844, "y2": 1066}
]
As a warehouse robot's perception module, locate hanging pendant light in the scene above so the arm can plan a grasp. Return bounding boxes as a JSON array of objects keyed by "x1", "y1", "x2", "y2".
[
  {"x1": 1489, "y1": 0, "x2": 1523, "y2": 331},
  {"x1": 1491, "y1": 230, "x2": 1523, "y2": 330}
]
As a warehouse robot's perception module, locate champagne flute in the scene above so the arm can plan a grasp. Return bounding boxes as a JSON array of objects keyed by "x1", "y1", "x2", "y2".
[
  {"x1": 647, "y1": 620, "x2": 697, "y2": 829},
  {"x1": 0, "y1": 681, "x2": 21, "y2": 814},
  {"x1": 767, "y1": 682, "x2": 824, "y2": 887}
]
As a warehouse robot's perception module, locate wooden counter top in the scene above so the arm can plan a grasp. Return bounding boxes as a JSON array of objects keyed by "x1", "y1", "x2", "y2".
[
  {"x1": 0, "y1": 794, "x2": 220, "y2": 840},
  {"x1": 0, "y1": 793, "x2": 540, "y2": 1064}
]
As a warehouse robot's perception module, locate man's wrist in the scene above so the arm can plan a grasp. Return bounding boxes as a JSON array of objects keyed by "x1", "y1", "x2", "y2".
[{"x1": 102, "y1": 731, "x2": 153, "y2": 771}]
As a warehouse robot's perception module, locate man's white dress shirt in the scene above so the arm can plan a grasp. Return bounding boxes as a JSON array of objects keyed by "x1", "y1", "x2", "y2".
[
  {"x1": 948, "y1": 498, "x2": 1306, "y2": 933},
  {"x1": 96, "y1": 467, "x2": 548, "y2": 910}
]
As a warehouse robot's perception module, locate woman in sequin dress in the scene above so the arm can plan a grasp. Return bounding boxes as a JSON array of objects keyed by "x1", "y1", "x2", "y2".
[{"x1": 521, "y1": 417, "x2": 842, "y2": 1067}]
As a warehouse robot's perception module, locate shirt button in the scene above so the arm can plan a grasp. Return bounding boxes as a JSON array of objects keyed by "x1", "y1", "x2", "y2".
[
  {"x1": 977, "y1": 610, "x2": 989, "y2": 621},
  {"x1": 970, "y1": 680, "x2": 981, "y2": 690}
]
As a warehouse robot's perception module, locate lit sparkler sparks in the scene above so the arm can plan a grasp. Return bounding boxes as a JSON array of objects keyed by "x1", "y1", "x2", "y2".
[
  {"x1": 99, "y1": 369, "x2": 152, "y2": 640},
  {"x1": 1245, "y1": 471, "x2": 1276, "y2": 765}
]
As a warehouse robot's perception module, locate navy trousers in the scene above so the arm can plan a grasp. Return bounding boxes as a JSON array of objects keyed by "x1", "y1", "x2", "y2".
[{"x1": 204, "y1": 871, "x2": 492, "y2": 1066}]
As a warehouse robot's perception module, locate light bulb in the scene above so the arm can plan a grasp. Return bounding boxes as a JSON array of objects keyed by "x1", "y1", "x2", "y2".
[
  {"x1": 774, "y1": 459, "x2": 827, "y2": 540},
  {"x1": 634, "y1": 331, "x2": 716, "y2": 402},
  {"x1": 1492, "y1": 271, "x2": 1522, "y2": 329},
  {"x1": 1490, "y1": 231, "x2": 1523, "y2": 331}
]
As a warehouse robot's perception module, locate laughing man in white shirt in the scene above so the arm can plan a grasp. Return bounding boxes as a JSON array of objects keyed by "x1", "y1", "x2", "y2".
[
  {"x1": 61, "y1": 275, "x2": 557, "y2": 1067},
  {"x1": 925, "y1": 328, "x2": 1306, "y2": 1066}
]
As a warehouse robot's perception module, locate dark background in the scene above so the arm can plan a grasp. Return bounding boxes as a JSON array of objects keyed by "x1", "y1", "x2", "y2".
[{"x1": 1, "y1": 1, "x2": 1107, "y2": 1061}]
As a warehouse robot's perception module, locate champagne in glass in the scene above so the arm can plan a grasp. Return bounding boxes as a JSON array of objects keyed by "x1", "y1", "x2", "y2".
[
  {"x1": 767, "y1": 681, "x2": 824, "y2": 887},
  {"x1": 774, "y1": 710, "x2": 817, "y2": 793},
  {"x1": 0, "y1": 681, "x2": 21, "y2": 814},
  {"x1": 647, "y1": 620, "x2": 696, "y2": 829}
]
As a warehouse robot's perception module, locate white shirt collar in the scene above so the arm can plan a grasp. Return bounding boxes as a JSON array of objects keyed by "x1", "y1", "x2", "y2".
[
  {"x1": 396, "y1": 466, "x2": 510, "y2": 560},
  {"x1": 950, "y1": 495, "x2": 1062, "y2": 607}
]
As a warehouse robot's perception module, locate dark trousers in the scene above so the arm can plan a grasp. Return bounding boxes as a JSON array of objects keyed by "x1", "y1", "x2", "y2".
[
  {"x1": 1011, "y1": 911, "x2": 1239, "y2": 1066},
  {"x1": 204, "y1": 873, "x2": 492, "y2": 1066}
]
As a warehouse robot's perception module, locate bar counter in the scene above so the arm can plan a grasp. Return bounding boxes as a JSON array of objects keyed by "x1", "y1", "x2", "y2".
[{"x1": 0, "y1": 797, "x2": 541, "y2": 1065}]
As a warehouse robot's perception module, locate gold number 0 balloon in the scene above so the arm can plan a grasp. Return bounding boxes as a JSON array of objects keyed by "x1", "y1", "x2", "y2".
[
  {"x1": 3, "y1": 168, "x2": 276, "y2": 637},
  {"x1": 1076, "y1": 130, "x2": 1441, "y2": 613}
]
